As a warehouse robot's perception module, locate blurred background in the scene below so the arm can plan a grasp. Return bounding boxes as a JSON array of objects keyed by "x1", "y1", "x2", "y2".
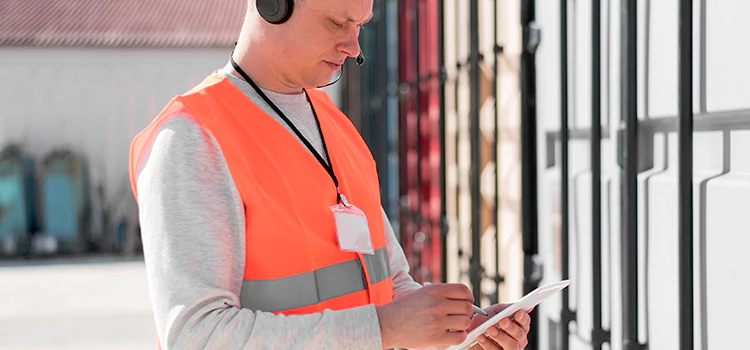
[{"x1": 0, "y1": 0, "x2": 747, "y2": 349}]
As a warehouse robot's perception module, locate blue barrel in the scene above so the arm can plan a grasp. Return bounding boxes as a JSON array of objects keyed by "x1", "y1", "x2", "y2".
[
  {"x1": 39, "y1": 150, "x2": 91, "y2": 255},
  {"x1": 0, "y1": 145, "x2": 37, "y2": 257}
]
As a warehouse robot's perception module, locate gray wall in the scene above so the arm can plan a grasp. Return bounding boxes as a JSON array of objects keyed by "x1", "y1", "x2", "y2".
[{"x1": 0, "y1": 47, "x2": 341, "y2": 236}]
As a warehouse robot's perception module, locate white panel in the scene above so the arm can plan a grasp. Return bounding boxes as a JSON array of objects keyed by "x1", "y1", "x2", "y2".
[
  {"x1": 645, "y1": 132, "x2": 679, "y2": 350},
  {"x1": 566, "y1": 139, "x2": 589, "y2": 340},
  {"x1": 637, "y1": 0, "x2": 649, "y2": 119},
  {"x1": 636, "y1": 132, "x2": 668, "y2": 344},
  {"x1": 573, "y1": 171, "x2": 594, "y2": 337},
  {"x1": 574, "y1": 0, "x2": 592, "y2": 129},
  {"x1": 536, "y1": 0, "x2": 561, "y2": 131},
  {"x1": 706, "y1": 0, "x2": 750, "y2": 112},
  {"x1": 646, "y1": 131, "x2": 724, "y2": 350},
  {"x1": 543, "y1": 170, "x2": 564, "y2": 287},
  {"x1": 704, "y1": 130, "x2": 750, "y2": 350},
  {"x1": 567, "y1": 0, "x2": 578, "y2": 129},
  {"x1": 693, "y1": 0, "x2": 703, "y2": 113},
  {"x1": 648, "y1": 0, "x2": 679, "y2": 118},
  {"x1": 539, "y1": 169, "x2": 564, "y2": 350},
  {"x1": 606, "y1": 171, "x2": 623, "y2": 350},
  {"x1": 600, "y1": 175, "x2": 612, "y2": 330},
  {"x1": 600, "y1": 0, "x2": 612, "y2": 129},
  {"x1": 607, "y1": 0, "x2": 621, "y2": 131}
]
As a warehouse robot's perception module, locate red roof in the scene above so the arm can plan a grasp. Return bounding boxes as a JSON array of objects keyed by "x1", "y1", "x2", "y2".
[{"x1": 0, "y1": 0, "x2": 246, "y2": 48}]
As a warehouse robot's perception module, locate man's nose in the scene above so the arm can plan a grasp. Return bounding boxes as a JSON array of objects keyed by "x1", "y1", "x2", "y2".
[{"x1": 340, "y1": 30, "x2": 362, "y2": 59}]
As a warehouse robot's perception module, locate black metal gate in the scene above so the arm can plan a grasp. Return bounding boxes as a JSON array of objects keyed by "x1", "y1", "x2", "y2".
[{"x1": 526, "y1": 0, "x2": 737, "y2": 349}]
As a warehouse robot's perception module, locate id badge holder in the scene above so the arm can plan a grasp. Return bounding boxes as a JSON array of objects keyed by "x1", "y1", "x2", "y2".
[{"x1": 330, "y1": 194, "x2": 374, "y2": 255}]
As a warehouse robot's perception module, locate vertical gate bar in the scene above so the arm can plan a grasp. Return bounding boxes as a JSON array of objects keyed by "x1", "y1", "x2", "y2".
[
  {"x1": 620, "y1": 0, "x2": 640, "y2": 348},
  {"x1": 438, "y1": 0, "x2": 448, "y2": 283},
  {"x1": 414, "y1": 0, "x2": 423, "y2": 281},
  {"x1": 520, "y1": 0, "x2": 539, "y2": 348},
  {"x1": 469, "y1": 0, "x2": 483, "y2": 304},
  {"x1": 387, "y1": 0, "x2": 400, "y2": 235},
  {"x1": 377, "y1": 0, "x2": 389, "y2": 211},
  {"x1": 591, "y1": 0, "x2": 606, "y2": 348},
  {"x1": 427, "y1": 0, "x2": 440, "y2": 283},
  {"x1": 453, "y1": 0, "x2": 463, "y2": 284},
  {"x1": 678, "y1": 0, "x2": 694, "y2": 349},
  {"x1": 492, "y1": 0, "x2": 501, "y2": 305},
  {"x1": 560, "y1": 1, "x2": 572, "y2": 349}
]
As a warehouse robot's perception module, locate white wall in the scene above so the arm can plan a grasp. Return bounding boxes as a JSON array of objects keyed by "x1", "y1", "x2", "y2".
[
  {"x1": 0, "y1": 47, "x2": 342, "y2": 231},
  {"x1": 534, "y1": 0, "x2": 750, "y2": 349}
]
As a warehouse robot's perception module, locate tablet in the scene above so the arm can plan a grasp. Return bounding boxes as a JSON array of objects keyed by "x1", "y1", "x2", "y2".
[{"x1": 445, "y1": 280, "x2": 571, "y2": 350}]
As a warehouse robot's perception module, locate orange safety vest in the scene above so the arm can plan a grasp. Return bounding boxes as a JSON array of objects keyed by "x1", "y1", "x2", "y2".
[{"x1": 129, "y1": 72, "x2": 393, "y2": 347}]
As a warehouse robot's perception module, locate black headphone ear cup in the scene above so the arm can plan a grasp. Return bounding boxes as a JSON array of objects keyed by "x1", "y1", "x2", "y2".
[{"x1": 256, "y1": 0, "x2": 294, "y2": 24}]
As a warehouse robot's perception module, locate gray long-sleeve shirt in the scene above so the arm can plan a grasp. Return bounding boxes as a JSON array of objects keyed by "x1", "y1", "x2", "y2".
[{"x1": 134, "y1": 65, "x2": 422, "y2": 349}]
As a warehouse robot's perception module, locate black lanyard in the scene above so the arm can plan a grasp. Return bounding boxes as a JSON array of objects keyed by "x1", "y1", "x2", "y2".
[{"x1": 229, "y1": 56, "x2": 345, "y2": 205}]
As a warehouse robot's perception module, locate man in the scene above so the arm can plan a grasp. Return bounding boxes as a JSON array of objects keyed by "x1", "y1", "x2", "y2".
[{"x1": 129, "y1": 0, "x2": 532, "y2": 349}]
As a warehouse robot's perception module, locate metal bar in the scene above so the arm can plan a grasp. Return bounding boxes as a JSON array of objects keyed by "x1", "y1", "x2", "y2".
[
  {"x1": 386, "y1": 0, "x2": 401, "y2": 230},
  {"x1": 376, "y1": 0, "x2": 389, "y2": 211},
  {"x1": 560, "y1": 1, "x2": 572, "y2": 349},
  {"x1": 469, "y1": 0, "x2": 483, "y2": 304},
  {"x1": 453, "y1": 0, "x2": 463, "y2": 283},
  {"x1": 678, "y1": 0, "x2": 694, "y2": 349},
  {"x1": 699, "y1": 0, "x2": 707, "y2": 114},
  {"x1": 520, "y1": 0, "x2": 540, "y2": 348},
  {"x1": 438, "y1": 0, "x2": 448, "y2": 284},
  {"x1": 620, "y1": 0, "x2": 640, "y2": 348},
  {"x1": 413, "y1": 0, "x2": 423, "y2": 282},
  {"x1": 591, "y1": 0, "x2": 607, "y2": 348},
  {"x1": 492, "y1": 0, "x2": 501, "y2": 305}
]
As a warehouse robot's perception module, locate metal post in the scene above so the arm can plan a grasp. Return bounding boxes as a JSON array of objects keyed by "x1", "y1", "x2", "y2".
[
  {"x1": 520, "y1": 0, "x2": 539, "y2": 306},
  {"x1": 386, "y1": 0, "x2": 401, "y2": 229},
  {"x1": 438, "y1": 0, "x2": 448, "y2": 284},
  {"x1": 620, "y1": 0, "x2": 641, "y2": 348},
  {"x1": 678, "y1": 0, "x2": 694, "y2": 349},
  {"x1": 469, "y1": 0, "x2": 483, "y2": 304},
  {"x1": 414, "y1": 0, "x2": 422, "y2": 261},
  {"x1": 493, "y1": 0, "x2": 501, "y2": 306},
  {"x1": 591, "y1": 0, "x2": 608, "y2": 348},
  {"x1": 560, "y1": 1, "x2": 572, "y2": 349},
  {"x1": 520, "y1": 0, "x2": 540, "y2": 348}
]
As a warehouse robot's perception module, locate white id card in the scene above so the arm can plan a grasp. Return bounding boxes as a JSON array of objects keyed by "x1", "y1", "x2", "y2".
[{"x1": 330, "y1": 201, "x2": 374, "y2": 255}]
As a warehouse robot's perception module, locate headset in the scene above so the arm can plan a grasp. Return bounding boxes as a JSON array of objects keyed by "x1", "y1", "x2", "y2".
[{"x1": 256, "y1": 0, "x2": 365, "y2": 67}]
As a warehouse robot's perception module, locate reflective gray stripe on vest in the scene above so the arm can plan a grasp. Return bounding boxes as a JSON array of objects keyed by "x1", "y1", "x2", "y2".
[
  {"x1": 363, "y1": 247, "x2": 392, "y2": 285},
  {"x1": 240, "y1": 247, "x2": 391, "y2": 312}
]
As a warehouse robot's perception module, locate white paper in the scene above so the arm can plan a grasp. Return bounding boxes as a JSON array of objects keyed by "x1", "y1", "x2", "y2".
[{"x1": 445, "y1": 280, "x2": 572, "y2": 350}]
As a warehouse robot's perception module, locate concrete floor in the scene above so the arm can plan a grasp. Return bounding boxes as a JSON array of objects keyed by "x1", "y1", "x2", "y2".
[{"x1": 0, "y1": 255, "x2": 156, "y2": 350}]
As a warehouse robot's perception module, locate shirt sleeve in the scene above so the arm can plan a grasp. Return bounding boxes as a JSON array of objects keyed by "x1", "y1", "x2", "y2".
[
  {"x1": 381, "y1": 208, "x2": 423, "y2": 299},
  {"x1": 135, "y1": 115, "x2": 383, "y2": 350}
]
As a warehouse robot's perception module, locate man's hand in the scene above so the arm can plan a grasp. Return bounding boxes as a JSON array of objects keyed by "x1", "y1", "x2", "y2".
[
  {"x1": 467, "y1": 304, "x2": 533, "y2": 350},
  {"x1": 375, "y1": 283, "x2": 476, "y2": 349}
]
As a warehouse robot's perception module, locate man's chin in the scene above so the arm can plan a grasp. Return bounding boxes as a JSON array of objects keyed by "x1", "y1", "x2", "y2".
[{"x1": 307, "y1": 73, "x2": 340, "y2": 89}]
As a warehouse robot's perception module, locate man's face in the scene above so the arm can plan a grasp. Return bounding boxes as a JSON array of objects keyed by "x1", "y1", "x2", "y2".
[{"x1": 269, "y1": 0, "x2": 373, "y2": 89}]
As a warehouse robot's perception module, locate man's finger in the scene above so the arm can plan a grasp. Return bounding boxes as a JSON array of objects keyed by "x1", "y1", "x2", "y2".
[
  {"x1": 477, "y1": 334, "x2": 501, "y2": 350},
  {"x1": 444, "y1": 315, "x2": 473, "y2": 332},
  {"x1": 498, "y1": 318, "x2": 527, "y2": 346},
  {"x1": 440, "y1": 283, "x2": 475, "y2": 302},
  {"x1": 486, "y1": 324, "x2": 519, "y2": 349},
  {"x1": 513, "y1": 310, "x2": 531, "y2": 333},
  {"x1": 445, "y1": 300, "x2": 475, "y2": 317}
]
